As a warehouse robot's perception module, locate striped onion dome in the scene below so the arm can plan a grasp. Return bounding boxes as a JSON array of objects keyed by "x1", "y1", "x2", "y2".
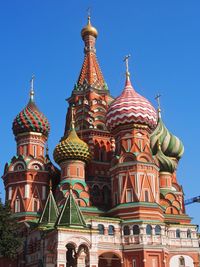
[
  {"x1": 53, "y1": 122, "x2": 91, "y2": 165},
  {"x1": 155, "y1": 142, "x2": 177, "y2": 173},
  {"x1": 150, "y1": 112, "x2": 184, "y2": 160},
  {"x1": 106, "y1": 75, "x2": 157, "y2": 132},
  {"x1": 12, "y1": 95, "x2": 50, "y2": 137}
]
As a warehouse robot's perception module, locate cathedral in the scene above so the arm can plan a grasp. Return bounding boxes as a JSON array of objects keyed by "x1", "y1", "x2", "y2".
[{"x1": 1, "y1": 16, "x2": 200, "y2": 267}]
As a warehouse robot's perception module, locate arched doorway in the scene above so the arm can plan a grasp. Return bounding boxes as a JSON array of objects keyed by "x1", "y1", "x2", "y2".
[{"x1": 99, "y1": 252, "x2": 121, "y2": 267}]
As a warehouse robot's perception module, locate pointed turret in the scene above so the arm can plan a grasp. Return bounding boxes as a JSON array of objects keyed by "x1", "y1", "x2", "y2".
[
  {"x1": 56, "y1": 188, "x2": 86, "y2": 228},
  {"x1": 38, "y1": 186, "x2": 59, "y2": 227}
]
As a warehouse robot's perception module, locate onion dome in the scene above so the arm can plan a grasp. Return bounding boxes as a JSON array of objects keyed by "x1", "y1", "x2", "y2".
[
  {"x1": 106, "y1": 72, "x2": 157, "y2": 132},
  {"x1": 12, "y1": 77, "x2": 50, "y2": 137},
  {"x1": 150, "y1": 111, "x2": 184, "y2": 160},
  {"x1": 81, "y1": 16, "x2": 98, "y2": 39},
  {"x1": 53, "y1": 107, "x2": 91, "y2": 164},
  {"x1": 155, "y1": 141, "x2": 177, "y2": 173}
]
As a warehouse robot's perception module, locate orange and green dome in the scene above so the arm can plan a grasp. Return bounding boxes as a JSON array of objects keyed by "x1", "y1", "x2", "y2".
[
  {"x1": 53, "y1": 122, "x2": 91, "y2": 164},
  {"x1": 12, "y1": 86, "x2": 50, "y2": 137}
]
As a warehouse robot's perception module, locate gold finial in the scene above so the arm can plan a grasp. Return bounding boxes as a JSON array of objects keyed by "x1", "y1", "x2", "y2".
[
  {"x1": 123, "y1": 55, "x2": 131, "y2": 77},
  {"x1": 71, "y1": 105, "x2": 75, "y2": 130},
  {"x1": 155, "y1": 93, "x2": 161, "y2": 118},
  {"x1": 30, "y1": 75, "x2": 35, "y2": 102}
]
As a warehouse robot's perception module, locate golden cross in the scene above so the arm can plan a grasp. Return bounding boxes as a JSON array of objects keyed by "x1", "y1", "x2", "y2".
[{"x1": 30, "y1": 75, "x2": 35, "y2": 101}]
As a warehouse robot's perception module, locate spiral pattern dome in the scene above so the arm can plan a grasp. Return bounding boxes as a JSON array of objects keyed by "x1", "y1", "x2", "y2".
[
  {"x1": 150, "y1": 114, "x2": 184, "y2": 160},
  {"x1": 53, "y1": 126, "x2": 91, "y2": 164},
  {"x1": 155, "y1": 143, "x2": 177, "y2": 173},
  {"x1": 106, "y1": 76, "x2": 157, "y2": 132},
  {"x1": 12, "y1": 100, "x2": 50, "y2": 137}
]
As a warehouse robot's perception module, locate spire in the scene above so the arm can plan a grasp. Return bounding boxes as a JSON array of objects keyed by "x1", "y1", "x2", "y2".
[
  {"x1": 38, "y1": 187, "x2": 59, "y2": 227},
  {"x1": 30, "y1": 75, "x2": 35, "y2": 102},
  {"x1": 56, "y1": 188, "x2": 86, "y2": 228},
  {"x1": 155, "y1": 93, "x2": 162, "y2": 118},
  {"x1": 77, "y1": 16, "x2": 105, "y2": 89},
  {"x1": 70, "y1": 105, "x2": 75, "y2": 130}
]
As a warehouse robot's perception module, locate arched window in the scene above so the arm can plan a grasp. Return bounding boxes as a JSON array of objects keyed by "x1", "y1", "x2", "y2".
[
  {"x1": 176, "y1": 229, "x2": 181, "y2": 238},
  {"x1": 102, "y1": 186, "x2": 110, "y2": 205},
  {"x1": 33, "y1": 199, "x2": 38, "y2": 212},
  {"x1": 133, "y1": 225, "x2": 140, "y2": 235},
  {"x1": 123, "y1": 225, "x2": 130, "y2": 236},
  {"x1": 179, "y1": 256, "x2": 185, "y2": 266},
  {"x1": 155, "y1": 225, "x2": 161, "y2": 235},
  {"x1": 187, "y1": 229, "x2": 191, "y2": 238},
  {"x1": 108, "y1": 225, "x2": 115, "y2": 235},
  {"x1": 146, "y1": 224, "x2": 152, "y2": 235},
  {"x1": 66, "y1": 243, "x2": 76, "y2": 267},
  {"x1": 98, "y1": 224, "x2": 104, "y2": 235}
]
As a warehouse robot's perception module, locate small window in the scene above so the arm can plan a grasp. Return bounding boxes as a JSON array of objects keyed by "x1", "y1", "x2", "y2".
[
  {"x1": 24, "y1": 184, "x2": 30, "y2": 198},
  {"x1": 155, "y1": 225, "x2": 161, "y2": 235},
  {"x1": 133, "y1": 225, "x2": 140, "y2": 235},
  {"x1": 98, "y1": 224, "x2": 104, "y2": 235},
  {"x1": 108, "y1": 225, "x2": 115, "y2": 235},
  {"x1": 8, "y1": 187, "x2": 12, "y2": 200},
  {"x1": 123, "y1": 225, "x2": 130, "y2": 235},
  {"x1": 176, "y1": 229, "x2": 181, "y2": 238},
  {"x1": 146, "y1": 224, "x2": 152, "y2": 235},
  {"x1": 127, "y1": 139, "x2": 132, "y2": 151}
]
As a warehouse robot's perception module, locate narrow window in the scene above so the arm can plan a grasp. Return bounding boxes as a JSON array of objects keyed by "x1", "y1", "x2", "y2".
[
  {"x1": 145, "y1": 190, "x2": 149, "y2": 202},
  {"x1": 33, "y1": 145, "x2": 37, "y2": 157},
  {"x1": 155, "y1": 225, "x2": 161, "y2": 235},
  {"x1": 146, "y1": 224, "x2": 152, "y2": 235},
  {"x1": 126, "y1": 189, "x2": 132, "y2": 202},
  {"x1": 24, "y1": 184, "x2": 30, "y2": 198},
  {"x1": 108, "y1": 225, "x2": 115, "y2": 235},
  {"x1": 123, "y1": 225, "x2": 130, "y2": 235},
  {"x1": 8, "y1": 187, "x2": 12, "y2": 200},
  {"x1": 133, "y1": 225, "x2": 140, "y2": 235},
  {"x1": 77, "y1": 167, "x2": 80, "y2": 177},
  {"x1": 15, "y1": 198, "x2": 20, "y2": 212},
  {"x1": 132, "y1": 259, "x2": 136, "y2": 267},
  {"x1": 42, "y1": 186, "x2": 46, "y2": 200},
  {"x1": 176, "y1": 229, "x2": 181, "y2": 238},
  {"x1": 127, "y1": 139, "x2": 131, "y2": 151},
  {"x1": 187, "y1": 229, "x2": 191, "y2": 238},
  {"x1": 98, "y1": 224, "x2": 104, "y2": 235},
  {"x1": 33, "y1": 199, "x2": 38, "y2": 212}
]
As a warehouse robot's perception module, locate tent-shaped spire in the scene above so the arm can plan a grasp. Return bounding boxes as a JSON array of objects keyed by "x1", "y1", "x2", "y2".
[
  {"x1": 38, "y1": 189, "x2": 59, "y2": 227},
  {"x1": 56, "y1": 189, "x2": 86, "y2": 228}
]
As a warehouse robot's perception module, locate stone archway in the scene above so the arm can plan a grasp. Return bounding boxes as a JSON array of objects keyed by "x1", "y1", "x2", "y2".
[{"x1": 99, "y1": 252, "x2": 121, "y2": 267}]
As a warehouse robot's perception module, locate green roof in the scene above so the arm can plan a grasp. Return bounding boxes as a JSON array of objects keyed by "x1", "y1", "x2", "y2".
[
  {"x1": 56, "y1": 189, "x2": 86, "y2": 228},
  {"x1": 38, "y1": 190, "x2": 59, "y2": 226}
]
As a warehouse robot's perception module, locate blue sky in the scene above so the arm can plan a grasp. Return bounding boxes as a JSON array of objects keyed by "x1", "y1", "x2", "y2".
[{"x1": 0, "y1": 1, "x2": 200, "y2": 225}]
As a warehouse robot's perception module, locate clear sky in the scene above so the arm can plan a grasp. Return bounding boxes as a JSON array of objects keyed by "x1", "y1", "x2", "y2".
[{"x1": 0, "y1": 1, "x2": 200, "y2": 225}]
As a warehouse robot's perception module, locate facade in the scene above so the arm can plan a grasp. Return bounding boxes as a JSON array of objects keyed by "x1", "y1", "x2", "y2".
[{"x1": 1, "y1": 16, "x2": 200, "y2": 267}]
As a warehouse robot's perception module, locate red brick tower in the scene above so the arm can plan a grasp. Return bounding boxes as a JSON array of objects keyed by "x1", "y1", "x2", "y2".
[
  {"x1": 106, "y1": 57, "x2": 163, "y2": 221},
  {"x1": 2, "y1": 77, "x2": 55, "y2": 222},
  {"x1": 64, "y1": 16, "x2": 114, "y2": 209}
]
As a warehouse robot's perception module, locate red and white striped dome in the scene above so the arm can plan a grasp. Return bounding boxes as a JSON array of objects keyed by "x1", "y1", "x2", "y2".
[{"x1": 106, "y1": 76, "x2": 157, "y2": 132}]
